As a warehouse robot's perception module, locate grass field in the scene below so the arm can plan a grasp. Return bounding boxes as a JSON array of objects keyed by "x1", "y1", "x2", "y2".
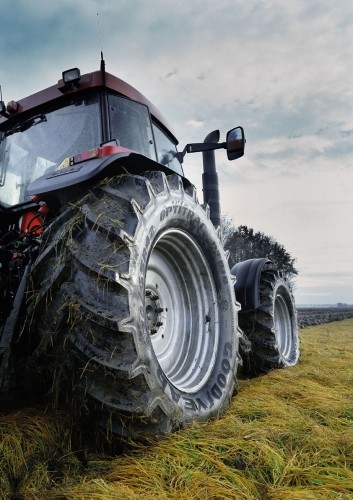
[{"x1": 1, "y1": 319, "x2": 353, "y2": 499}]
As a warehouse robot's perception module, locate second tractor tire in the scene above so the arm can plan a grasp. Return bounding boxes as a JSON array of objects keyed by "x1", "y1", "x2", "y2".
[{"x1": 238, "y1": 266, "x2": 300, "y2": 375}]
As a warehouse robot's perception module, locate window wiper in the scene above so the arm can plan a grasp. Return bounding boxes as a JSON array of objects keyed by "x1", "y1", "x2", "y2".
[{"x1": 5, "y1": 114, "x2": 47, "y2": 137}]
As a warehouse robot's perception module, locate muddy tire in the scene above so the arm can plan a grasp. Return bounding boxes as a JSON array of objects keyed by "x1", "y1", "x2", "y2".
[
  {"x1": 239, "y1": 267, "x2": 299, "y2": 375},
  {"x1": 25, "y1": 172, "x2": 241, "y2": 440}
]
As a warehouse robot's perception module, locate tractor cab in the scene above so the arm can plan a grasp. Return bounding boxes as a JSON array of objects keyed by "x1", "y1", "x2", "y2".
[{"x1": 0, "y1": 67, "x2": 183, "y2": 208}]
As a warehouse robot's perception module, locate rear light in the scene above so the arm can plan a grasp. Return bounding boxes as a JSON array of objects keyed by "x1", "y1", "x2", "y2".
[{"x1": 57, "y1": 144, "x2": 131, "y2": 170}]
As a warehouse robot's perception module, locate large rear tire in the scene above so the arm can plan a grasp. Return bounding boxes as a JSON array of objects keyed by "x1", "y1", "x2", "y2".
[
  {"x1": 25, "y1": 172, "x2": 241, "y2": 440},
  {"x1": 238, "y1": 266, "x2": 299, "y2": 375}
]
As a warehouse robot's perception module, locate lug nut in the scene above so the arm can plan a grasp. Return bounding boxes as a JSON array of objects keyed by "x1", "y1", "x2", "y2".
[
  {"x1": 156, "y1": 321, "x2": 163, "y2": 327},
  {"x1": 157, "y1": 307, "x2": 164, "y2": 313}
]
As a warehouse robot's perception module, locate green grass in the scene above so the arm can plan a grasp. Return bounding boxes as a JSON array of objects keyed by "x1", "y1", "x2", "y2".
[{"x1": 1, "y1": 319, "x2": 353, "y2": 499}]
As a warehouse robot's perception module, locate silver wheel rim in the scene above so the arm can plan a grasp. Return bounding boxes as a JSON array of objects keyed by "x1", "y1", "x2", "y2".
[
  {"x1": 274, "y1": 290, "x2": 293, "y2": 361},
  {"x1": 145, "y1": 229, "x2": 219, "y2": 393}
]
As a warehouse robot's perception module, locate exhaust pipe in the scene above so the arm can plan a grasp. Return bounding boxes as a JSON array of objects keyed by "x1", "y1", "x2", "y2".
[{"x1": 202, "y1": 130, "x2": 220, "y2": 227}]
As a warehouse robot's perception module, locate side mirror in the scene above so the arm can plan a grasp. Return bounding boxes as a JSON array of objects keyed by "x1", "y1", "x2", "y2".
[
  {"x1": 177, "y1": 126, "x2": 246, "y2": 163},
  {"x1": 226, "y1": 126, "x2": 245, "y2": 160}
]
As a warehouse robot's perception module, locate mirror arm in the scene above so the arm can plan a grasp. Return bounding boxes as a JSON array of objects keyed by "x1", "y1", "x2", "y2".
[
  {"x1": 187, "y1": 142, "x2": 226, "y2": 153},
  {"x1": 177, "y1": 141, "x2": 226, "y2": 163}
]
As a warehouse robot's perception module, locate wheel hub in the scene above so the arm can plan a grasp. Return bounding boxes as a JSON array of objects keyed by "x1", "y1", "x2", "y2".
[{"x1": 145, "y1": 289, "x2": 164, "y2": 335}]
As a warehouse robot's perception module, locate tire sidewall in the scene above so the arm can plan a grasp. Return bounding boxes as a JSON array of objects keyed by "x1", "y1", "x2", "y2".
[
  {"x1": 128, "y1": 186, "x2": 239, "y2": 423},
  {"x1": 273, "y1": 277, "x2": 299, "y2": 366}
]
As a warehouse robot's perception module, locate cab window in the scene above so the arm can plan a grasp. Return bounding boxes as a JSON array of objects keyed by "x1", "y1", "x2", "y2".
[
  {"x1": 108, "y1": 94, "x2": 155, "y2": 159},
  {"x1": 152, "y1": 123, "x2": 183, "y2": 175}
]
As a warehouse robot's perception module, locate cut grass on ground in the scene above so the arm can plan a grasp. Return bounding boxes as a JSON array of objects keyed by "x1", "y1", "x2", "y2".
[{"x1": 1, "y1": 319, "x2": 353, "y2": 499}]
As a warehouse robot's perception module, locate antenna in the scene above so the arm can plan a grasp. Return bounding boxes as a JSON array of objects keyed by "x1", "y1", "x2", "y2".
[
  {"x1": 97, "y1": 12, "x2": 106, "y2": 83},
  {"x1": 97, "y1": 12, "x2": 103, "y2": 56}
]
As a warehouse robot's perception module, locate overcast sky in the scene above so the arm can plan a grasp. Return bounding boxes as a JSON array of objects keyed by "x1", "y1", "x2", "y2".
[{"x1": 1, "y1": 0, "x2": 352, "y2": 305}]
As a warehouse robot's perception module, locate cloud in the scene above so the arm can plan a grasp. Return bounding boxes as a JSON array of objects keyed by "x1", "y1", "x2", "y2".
[
  {"x1": 0, "y1": 0, "x2": 352, "y2": 304},
  {"x1": 164, "y1": 70, "x2": 177, "y2": 79},
  {"x1": 186, "y1": 120, "x2": 204, "y2": 129}
]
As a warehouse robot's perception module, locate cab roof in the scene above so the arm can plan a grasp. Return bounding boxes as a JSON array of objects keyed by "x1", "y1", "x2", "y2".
[{"x1": 0, "y1": 69, "x2": 178, "y2": 143}]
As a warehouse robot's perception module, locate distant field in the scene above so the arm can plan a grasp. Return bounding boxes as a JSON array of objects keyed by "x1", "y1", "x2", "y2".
[
  {"x1": 297, "y1": 307, "x2": 353, "y2": 328},
  {"x1": 1, "y1": 319, "x2": 353, "y2": 499}
]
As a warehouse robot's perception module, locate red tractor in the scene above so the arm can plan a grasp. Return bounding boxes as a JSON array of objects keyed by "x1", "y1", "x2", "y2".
[{"x1": 0, "y1": 62, "x2": 299, "y2": 440}]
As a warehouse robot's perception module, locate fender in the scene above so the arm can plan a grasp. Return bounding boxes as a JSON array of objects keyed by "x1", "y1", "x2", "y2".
[
  {"x1": 231, "y1": 258, "x2": 271, "y2": 311},
  {"x1": 27, "y1": 150, "x2": 190, "y2": 208},
  {"x1": 27, "y1": 151, "x2": 161, "y2": 197}
]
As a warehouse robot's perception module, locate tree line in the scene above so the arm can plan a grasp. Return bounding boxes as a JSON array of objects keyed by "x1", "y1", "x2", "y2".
[{"x1": 221, "y1": 216, "x2": 298, "y2": 281}]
